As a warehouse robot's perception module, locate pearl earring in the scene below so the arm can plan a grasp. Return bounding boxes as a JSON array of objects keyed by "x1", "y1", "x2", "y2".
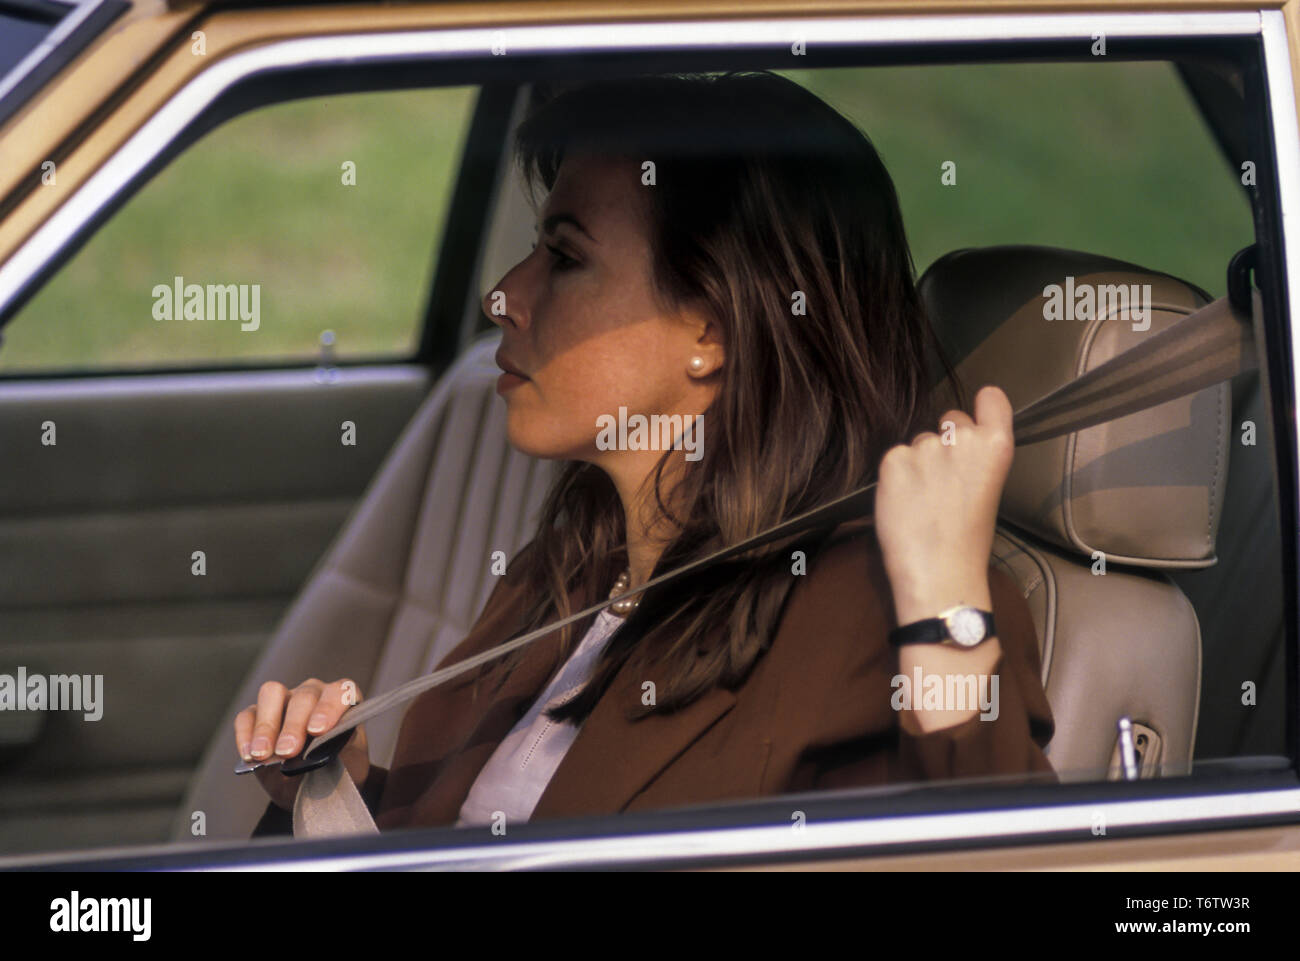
[{"x1": 688, "y1": 356, "x2": 706, "y2": 374}]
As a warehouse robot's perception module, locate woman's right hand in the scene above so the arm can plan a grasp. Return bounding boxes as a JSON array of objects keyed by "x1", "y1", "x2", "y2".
[{"x1": 234, "y1": 678, "x2": 370, "y2": 811}]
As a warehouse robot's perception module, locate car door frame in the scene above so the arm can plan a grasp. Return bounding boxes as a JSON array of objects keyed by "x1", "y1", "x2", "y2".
[{"x1": 0, "y1": 5, "x2": 1297, "y2": 871}]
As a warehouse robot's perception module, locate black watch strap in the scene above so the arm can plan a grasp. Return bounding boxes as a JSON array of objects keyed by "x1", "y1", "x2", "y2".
[{"x1": 888, "y1": 608, "x2": 996, "y2": 647}]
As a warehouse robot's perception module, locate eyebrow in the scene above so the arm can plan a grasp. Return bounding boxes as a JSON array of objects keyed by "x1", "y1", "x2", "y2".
[{"x1": 536, "y1": 212, "x2": 598, "y2": 245}]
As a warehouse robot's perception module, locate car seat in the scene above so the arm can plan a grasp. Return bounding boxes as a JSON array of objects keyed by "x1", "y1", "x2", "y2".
[{"x1": 920, "y1": 245, "x2": 1224, "y2": 782}]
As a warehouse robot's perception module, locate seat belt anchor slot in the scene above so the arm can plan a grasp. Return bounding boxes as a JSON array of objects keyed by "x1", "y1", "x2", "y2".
[{"x1": 1228, "y1": 244, "x2": 1258, "y2": 316}]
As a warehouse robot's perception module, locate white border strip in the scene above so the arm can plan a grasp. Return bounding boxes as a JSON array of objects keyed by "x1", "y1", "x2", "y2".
[
  {"x1": 208, "y1": 786, "x2": 1300, "y2": 871},
  {"x1": 0, "y1": 11, "x2": 1262, "y2": 317}
]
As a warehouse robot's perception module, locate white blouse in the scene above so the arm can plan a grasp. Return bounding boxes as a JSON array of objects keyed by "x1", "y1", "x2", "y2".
[{"x1": 455, "y1": 609, "x2": 624, "y2": 828}]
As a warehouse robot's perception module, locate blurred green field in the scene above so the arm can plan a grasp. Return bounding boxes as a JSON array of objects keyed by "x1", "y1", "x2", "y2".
[
  {"x1": 0, "y1": 62, "x2": 1250, "y2": 373},
  {"x1": 1, "y1": 87, "x2": 477, "y2": 372},
  {"x1": 787, "y1": 61, "x2": 1251, "y2": 292}
]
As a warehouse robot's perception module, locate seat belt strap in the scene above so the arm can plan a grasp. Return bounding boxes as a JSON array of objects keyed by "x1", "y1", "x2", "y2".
[{"x1": 283, "y1": 292, "x2": 1258, "y2": 837}]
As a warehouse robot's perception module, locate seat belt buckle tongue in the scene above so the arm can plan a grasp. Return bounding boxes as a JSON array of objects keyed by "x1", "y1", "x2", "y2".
[
  {"x1": 281, "y1": 726, "x2": 355, "y2": 776},
  {"x1": 231, "y1": 726, "x2": 355, "y2": 776}
]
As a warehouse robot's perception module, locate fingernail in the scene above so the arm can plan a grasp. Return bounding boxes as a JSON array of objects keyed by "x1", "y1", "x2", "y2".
[
  {"x1": 307, "y1": 714, "x2": 327, "y2": 733},
  {"x1": 250, "y1": 736, "x2": 270, "y2": 757},
  {"x1": 275, "y1": 735, "x2": 297, "y2": 755},
  {"x1": 240, "y1": 742, "x2": 251, "y2": 760}
]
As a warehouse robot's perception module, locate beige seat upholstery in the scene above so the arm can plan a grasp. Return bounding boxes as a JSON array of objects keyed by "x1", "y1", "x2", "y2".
[
  {"x1": 921, "y1": 245, "x2": 1225, "y2": 782},
  {"x1": 171, "y1": 335, "x2": 557, "y2": 841}
]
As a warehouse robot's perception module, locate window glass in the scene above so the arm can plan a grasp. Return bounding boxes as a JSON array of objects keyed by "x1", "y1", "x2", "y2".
[
  {"x1": 0, "y1": 86, "x2": 478, "y2": 372},
  {"x1": 785, "y1": 62, "x2": 1252, "y2": 295}
]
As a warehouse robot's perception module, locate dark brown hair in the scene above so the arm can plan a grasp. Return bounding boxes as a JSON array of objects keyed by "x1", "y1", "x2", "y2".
[{"x1": 484, "y1": 70, "x2": 962, "y2": 723}]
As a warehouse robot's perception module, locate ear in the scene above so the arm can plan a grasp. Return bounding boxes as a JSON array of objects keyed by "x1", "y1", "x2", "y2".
[{"x1": 686, "y1": 308, "x2": 725, "y2": 378}]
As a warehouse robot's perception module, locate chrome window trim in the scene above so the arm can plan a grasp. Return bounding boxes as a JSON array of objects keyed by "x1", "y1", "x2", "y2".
[
  {"x1": 0, "y1": 362, "x2": 430, "y2": 400},
  {"x1": 0, "y1": 9, "x2": 1293, "y2": 870},
  {"x1": 8, "y1": 782, "x2": 1285, "y2": 871},
  {"x1": 236, "y1": 785, "x2": 1300, "y2": 871},
  {"x1": 1262, "y1": 8, "x2": 1300, "y2": 485},
  {"x1": 0, "y1": 778, "x2": 1296, "y2": 871},
  {"x1": 0, "y1": 0, "x2": 113, "y2": 105}
]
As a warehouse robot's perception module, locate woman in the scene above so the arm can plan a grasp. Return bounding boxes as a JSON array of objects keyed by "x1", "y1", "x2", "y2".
[{"x1": 239, "y1": 71, "x2": 1056, "y2": 835}]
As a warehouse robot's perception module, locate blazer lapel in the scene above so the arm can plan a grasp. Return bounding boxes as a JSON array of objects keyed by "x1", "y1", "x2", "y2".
[
  {"x1": 449, "y1": 605, "x2": 600, "y2": 747},
  {"x1": 530, "y1": 654, "x2": 738, "y2": 820},
  {"x1": 398, "y1": 599, "x2": 601, "y2": 827},
  {"x1": 408, "y1": 585, "x2": 739, "y2": 825}
]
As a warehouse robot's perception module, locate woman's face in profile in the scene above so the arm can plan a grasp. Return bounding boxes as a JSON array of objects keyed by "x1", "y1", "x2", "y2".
[{"x1": 484, "y1": 151, "x2": 720, "y2": 479}]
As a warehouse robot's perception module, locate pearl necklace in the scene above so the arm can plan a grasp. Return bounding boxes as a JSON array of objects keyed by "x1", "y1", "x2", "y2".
[{"x1": 607, "y1": 568, "x2": 640, "y2": 617}]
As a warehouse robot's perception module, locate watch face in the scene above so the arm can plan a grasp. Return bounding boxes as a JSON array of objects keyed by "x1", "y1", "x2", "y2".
[{"x1": 946, "y1": 607, "x2": 987, "y2": 647}]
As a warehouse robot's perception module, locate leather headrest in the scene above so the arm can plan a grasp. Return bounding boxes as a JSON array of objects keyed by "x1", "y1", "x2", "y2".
[{"x1": 920, "y1": 246, "x2": 1228, "y2": 569}]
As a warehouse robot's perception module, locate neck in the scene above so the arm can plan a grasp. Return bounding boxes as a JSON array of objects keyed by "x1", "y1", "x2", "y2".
[
  {"x1": 601, "y1": 451, "x2": 690, "y2": 588},
  {"x1": 624, "y1": 532, "x2": 661, "y2": 589}
]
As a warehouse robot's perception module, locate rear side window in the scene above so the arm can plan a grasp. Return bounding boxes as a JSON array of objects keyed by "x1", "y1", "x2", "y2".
[
  {"x1": 786, "y1": 61, "x2": 1251, "y2": 296},
  {"x1": 0, "y1": 86, "x2": 478, "y2": 373}
]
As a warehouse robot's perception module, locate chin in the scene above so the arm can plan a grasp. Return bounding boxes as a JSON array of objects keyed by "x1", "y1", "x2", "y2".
[{"x1": 503, "y1": 411, "x2": 581, "y2": 461}]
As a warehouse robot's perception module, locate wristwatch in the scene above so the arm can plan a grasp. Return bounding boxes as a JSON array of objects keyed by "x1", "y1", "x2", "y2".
[{"x1": 888, "y1": 605, "x2": 996, "y2": 649}]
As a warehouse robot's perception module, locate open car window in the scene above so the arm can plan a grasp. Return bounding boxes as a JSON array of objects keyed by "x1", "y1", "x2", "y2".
[
  {"x1": 0, "y1": 9, "x2": 1294, "y2": 873},
  {"x1": 0, "y1": 87, "x2": 477, "y2": 372}
]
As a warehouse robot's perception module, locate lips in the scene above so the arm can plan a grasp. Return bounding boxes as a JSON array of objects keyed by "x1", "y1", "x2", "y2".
[{"x1": 494, "y1": 348, "x2": 529, "y2": 380}]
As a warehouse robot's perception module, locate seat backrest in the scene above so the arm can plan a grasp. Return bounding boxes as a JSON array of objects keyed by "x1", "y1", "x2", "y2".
[
  {"x1": 172, "y1": 334, "x2": 557, "y2": 841},
  {"x1": 921, "y1": 245, "x2": 1227, "y2": 781}
]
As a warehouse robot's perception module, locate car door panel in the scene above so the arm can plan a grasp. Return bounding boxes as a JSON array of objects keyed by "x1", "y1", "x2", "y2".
[{"x1": 0, "y1": 369, "x2": 429, "y2": 852}]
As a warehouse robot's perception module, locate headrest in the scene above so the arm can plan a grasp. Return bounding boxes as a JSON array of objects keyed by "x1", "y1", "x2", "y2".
[{"x1": 920, "y1": 245, "x2": 1229, "y2": 570}]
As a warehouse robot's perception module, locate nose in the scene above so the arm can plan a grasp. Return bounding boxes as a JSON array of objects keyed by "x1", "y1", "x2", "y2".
[{"x1": 482, "y1": 256, "x2": 533, "y2": 332}]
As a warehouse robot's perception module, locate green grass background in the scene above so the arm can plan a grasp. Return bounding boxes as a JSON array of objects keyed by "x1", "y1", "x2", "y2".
[
  {"x1": 1, "y1": 87, "x2": 477, "y2": 372},
  {"x1": 0, "y1": 62, "x2": 1251, "y2": 373},
  {"x1": 788, "y1": 62, "x2": 1252, "y2": 290}
]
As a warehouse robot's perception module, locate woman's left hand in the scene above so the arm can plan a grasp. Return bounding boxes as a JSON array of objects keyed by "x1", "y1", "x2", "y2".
[{"x1": 874, "y1": 384, "x2": 1015, "y2": 624}]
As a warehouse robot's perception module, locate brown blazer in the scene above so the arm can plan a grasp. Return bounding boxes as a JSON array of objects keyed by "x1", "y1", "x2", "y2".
[{"x1": 253, "y1": 519, "x2": 1055, "y2": 836}]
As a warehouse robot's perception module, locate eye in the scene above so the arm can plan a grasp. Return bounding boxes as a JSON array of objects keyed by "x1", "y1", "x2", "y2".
[{"x1": 544, "y1": 244, "x2": 578, "y2": 271}]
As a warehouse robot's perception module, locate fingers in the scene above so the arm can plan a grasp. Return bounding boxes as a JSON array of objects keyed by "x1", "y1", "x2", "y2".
[
  {"x1": 936, "y1": 409, "x2": 974, "y2": 432},
  {"x1": 234, "y1": 705, "x2": 256, "y2": 762},
  {"x1": 248, "y1": 680, "x2": 291, "y2": 761},
  {"x1": 932, "y1": 386, "x2": 1013, "y2": 460},
  {"x1": 939, "y1": 386, "x2": 1010, "y2": 433},
  {"x1": 972, "y1": 384, "x2": 1013, "y2": 434},
  {"x1": 233, "y1": 677, "x2": 365, "y2": 811},
  {"x1": 276, "y1": 683, "x2": 325, "y2": 759},
  {"x1": 306, "y1": 679, "x2": 363, "y2": 737},
  {"x1": 233, "y1": 678, "x2": 362, "y2": 764}
]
